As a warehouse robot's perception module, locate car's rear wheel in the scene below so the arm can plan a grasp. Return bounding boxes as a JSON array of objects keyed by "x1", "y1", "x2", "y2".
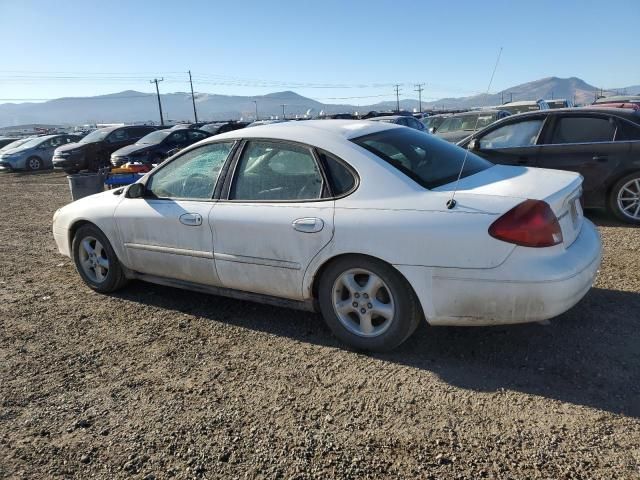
[
  {"x1": 26, "y1": 156, "x2": 42, "y2": 171},
  {"x1": 318, "y1": 255, "x2": 422, "y2": 352},
  {"x1": 72, "y1": 224, "x2": 128, "y2": 293},
  {"x1": 609, "y1": 172, "x2": 640, "y2": 224}
]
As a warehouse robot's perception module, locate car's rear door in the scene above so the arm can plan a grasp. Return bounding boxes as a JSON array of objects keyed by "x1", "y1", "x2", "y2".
[
  {"x1": 472, "y1": 115, "x2": 546, "y2": 166},
  {"x1": 114, "y1": 141, "x2": 236, "y2": 286},
  {"x1": 535, "y1": 113, "x2": 623, "y2": 207},
  {"x1": 210, "y1": 139, "x2": 334, "y2": 300}
]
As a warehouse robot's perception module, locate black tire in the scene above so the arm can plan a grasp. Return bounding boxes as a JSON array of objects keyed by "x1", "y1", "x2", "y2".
[
  {"x1": 25, "y1": 156, "x2": 43, "y2": 171},
  {"x1": 608, "y1": 172, "x2": 640, "y2": 225},
  {"x1": 318, "y1": 255, "x2": 423, "y2": 352},
  {"x1": 72, "y1": 224, "x2": 129, "y2": 293}
]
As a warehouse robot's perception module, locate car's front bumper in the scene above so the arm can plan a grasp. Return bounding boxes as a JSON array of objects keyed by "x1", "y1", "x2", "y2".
[
  {"x1": 396, "y1": 219, "x2": 602, "y2": 326},
  {"x1": 53, "y1": 153, "x2": 85, "y2": 170}
]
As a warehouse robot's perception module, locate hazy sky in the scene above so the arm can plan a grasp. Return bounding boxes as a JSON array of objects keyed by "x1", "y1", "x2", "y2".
[{"x1": 0, "y1": 0, "x2": 638, "y2": 103}]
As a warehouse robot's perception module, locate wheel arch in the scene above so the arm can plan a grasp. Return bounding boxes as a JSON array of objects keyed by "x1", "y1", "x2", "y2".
[{"x1": 307, "y1": 252, "x2": 427, "y2": 320}]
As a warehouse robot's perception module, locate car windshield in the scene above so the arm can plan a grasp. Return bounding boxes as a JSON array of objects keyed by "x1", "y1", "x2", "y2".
[
  {"x1": 137, "y1": 130, "x2": 171, "y2": 145},
  {"x1": 14, "y1": 137, "x2": 47, "y2": 149},
  {"x1": 79, "y1": 129, "x2": 110, "y2": 143},
  {"x1": 437, "y1": 114, "x2": 496, "y2": 133},
  {"x1": 0, "y1": 138, "x2": 32, "y2": 152},
  {"x1": 352, "y1": 128, "x2": 492, "y2": 189}
]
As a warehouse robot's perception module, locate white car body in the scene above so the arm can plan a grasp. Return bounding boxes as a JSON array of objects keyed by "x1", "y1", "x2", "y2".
[{"x1": 53, "y1": 120, "x2": 601, "y2": 327}]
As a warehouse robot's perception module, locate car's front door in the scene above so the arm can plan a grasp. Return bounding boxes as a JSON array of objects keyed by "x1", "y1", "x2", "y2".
[
  {"x1": 535, "y1": 114, "x2": 623, "y2": 207},
  {"x1": 210, "y1": 140, "x2": 334, "y2": 300},
  {"x1": 472, "y1": 116, "x2": 546, "y2": 166},
  {"x1": 114, "y1": 142, "x2": 236, "y2": 286}
]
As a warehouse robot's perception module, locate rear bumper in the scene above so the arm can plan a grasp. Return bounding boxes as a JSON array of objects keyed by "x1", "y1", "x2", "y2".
[{"x1": 396, "y1": 219, "x2": 602, "y2": 326}]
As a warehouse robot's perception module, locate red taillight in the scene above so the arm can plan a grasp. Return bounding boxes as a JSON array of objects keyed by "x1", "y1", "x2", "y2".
[{"x1": 489, "y1": 200, "x2": 563, "y2": 248}]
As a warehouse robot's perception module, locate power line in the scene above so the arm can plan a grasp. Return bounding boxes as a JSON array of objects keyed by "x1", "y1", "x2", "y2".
[{"x1": 150, "y1": 78, "x2": 165, "y2": 126}]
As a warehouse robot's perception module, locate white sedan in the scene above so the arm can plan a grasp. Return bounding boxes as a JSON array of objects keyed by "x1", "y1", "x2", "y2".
[{"x1": 53, "y1": 120, "x2": 602, "y2": 351}]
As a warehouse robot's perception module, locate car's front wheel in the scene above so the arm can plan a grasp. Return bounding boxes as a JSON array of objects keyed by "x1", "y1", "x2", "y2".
[
  {"x1": 72, "y1": 224, "x2": 128, "y2": 293},
  {"x1": 318, "y1": 255, "x2": 422, "y2": 352},
  {"x1": 609, "y1": 172, "x2": 640, "y2": 224},
  {"x1": 25, "y1": 156, "x2": 43, "y2": 171}
]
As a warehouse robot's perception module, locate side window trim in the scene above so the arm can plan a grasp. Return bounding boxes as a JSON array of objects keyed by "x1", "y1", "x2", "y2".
[
  {"x1": 222, "y1": 138, "x2": 329, "y2": 203},
  {"x1": 142, "y1": 140, "x2": 238, "y2": 202}
]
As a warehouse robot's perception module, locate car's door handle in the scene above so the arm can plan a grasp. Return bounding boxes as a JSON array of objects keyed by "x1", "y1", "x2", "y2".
[
  {"x1": 593, "y1": 155, "x2": 608, "y2": 162},
  {"x1": 292, "y1": 217, "x2": 324, "y2": 233},
  {"x1": 179, "y1": 213, "x2": 203, "y2": 226}
]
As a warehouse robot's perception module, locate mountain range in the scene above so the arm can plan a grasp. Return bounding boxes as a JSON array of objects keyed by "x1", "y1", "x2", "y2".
[{"x1": 0, "y1": 77, "x2": 637, "y2": 128}]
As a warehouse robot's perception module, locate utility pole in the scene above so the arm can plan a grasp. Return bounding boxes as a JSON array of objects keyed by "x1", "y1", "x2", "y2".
[
  {"x1": 509, "y1": 92, "x2": 513, "y2": 103},
  {"x1": 252, "y1": 100, "x2": 258, "y2": 120},
  {"x1": 188, "y1": 70, "x2": 198, "y2": 123},
  {"x1": 551, "y1": 90, "x2": 554, "y2": 100},
  {"x1": 150, "y1": 78, "x2": 164, "y2": 126},
  {"x1": 394, "y1": 84, "x2": 401, "y2": 112},
  {"x1": 414, "y1": 83, "x2": 425, "y2": 113},
  {"x1": 501, "y1": 92, "x2": 504, "y2": 104},
  {"x1": 281, "y1": 104, "x2": 286, "y2": 119}
]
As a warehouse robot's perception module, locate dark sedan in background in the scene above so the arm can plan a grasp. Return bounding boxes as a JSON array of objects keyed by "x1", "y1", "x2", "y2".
[
  {"x1": 110, "y1": 128, "x2": 209, "y2": 167},
  {"x1": 431, "y1": 109, "x2": 510, "y2": 143},
  {"x1": 368, "y1": 115, "x2": 425, "y2": 131},
  {"x1": 53, "y1": 125, "x2": 157, "y2": 173},
  {"x1": 458, "y1": 107, "x2": 640, "y2": 223}
]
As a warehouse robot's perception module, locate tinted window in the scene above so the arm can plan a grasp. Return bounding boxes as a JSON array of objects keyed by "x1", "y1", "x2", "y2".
[
  {"x1": 188, "y1": 131, "x2": 208, "y2": 141},
  {"x1": 318, "y1": 150, "x2": 356, "y2": 196},
  {"x1": 146, "y1": 142, "x2": 233, "y2": 199},
  {"x1": 616, "y1": 120, "x2": 640, "y2": 141},
  {"x1": 231, "y1": 141, "x2": 323, "y2": 201},
  {"x1": 551, "y1": 116, "x2": 615, "y2": 144},
  {"x1": 107, "y1": 129, "x2": 128, "y2": 143},
  {"x1": 167, "y1": 131, "x2": 188, "y2": 145},
  {"x1": 131, "y1": 127, "x2": 155, "y2": 138},
  {"x1": 479, "y1": 119, "x2": 543, "y2": 149},
  {"x1": 50, "y1": 136, "x2": 65, "y2": 148},
  {"x1": 352, "y1": 128, "x2": 492, "y2": 189}
]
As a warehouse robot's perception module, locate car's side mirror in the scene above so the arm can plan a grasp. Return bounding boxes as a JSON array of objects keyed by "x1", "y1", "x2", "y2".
[
  {"x1": 126, "y1": 182, "x2": 146, "y2": 198},
  {"x1": 468, "y1": 139, "x2": 480, "y2": 151}
]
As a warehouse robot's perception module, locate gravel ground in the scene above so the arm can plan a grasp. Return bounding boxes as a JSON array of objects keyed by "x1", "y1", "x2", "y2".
[{"x1": 1, "y1": 171, "x2": 639, "y2": 479}]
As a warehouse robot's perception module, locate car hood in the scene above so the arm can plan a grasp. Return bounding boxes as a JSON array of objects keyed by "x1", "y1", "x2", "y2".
[
  {"x1": 0, "y1": 147, "x2": 28, "y2": 156},
  {"x1": 55, "y1": 142, "x2": 85, "y2": 153},
  {"x1": 113, "y1": 144, "x2": 152, "y2": 156}
]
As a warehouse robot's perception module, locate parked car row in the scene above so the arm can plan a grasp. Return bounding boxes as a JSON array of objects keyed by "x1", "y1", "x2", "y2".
[{"x1": 0, "y1": 134, "x2": 82, "y2": 171}]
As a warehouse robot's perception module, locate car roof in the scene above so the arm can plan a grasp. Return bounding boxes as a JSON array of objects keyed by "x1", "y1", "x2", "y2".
[
  {"x1": 208, "y1": 119, "x2": 397, "y2": 143},
  {"x1": 449, "y1": 109, "x2": 505, "y2": 117},
  {"x1": 594, "y1": 95, "x2": 640, "y2": 104},
  {"x1": 368, "y1": 115, "x2": 404, "y2": 121},
  {"x1": 505, "y1": 106, "x2": 640, "y2": 120},
  {"x1": 500, "y1": 100, "x2": 541, "y2": 106}
]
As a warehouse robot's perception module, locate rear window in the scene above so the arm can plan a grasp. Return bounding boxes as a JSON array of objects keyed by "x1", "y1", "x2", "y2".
[{"x1": 351, "y1": 128, "x2": 492, "y2": 189}]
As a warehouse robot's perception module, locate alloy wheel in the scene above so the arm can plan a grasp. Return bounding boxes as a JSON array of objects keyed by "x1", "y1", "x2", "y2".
[
  {"x1": 332, "y1": 268, "x2": 395, "y2": 337},
  {"x1": 617, "y1": 178, "x2": 640, "y2": 221},
  {"x1": 78, "y1": 236, "x2": 110, "y2": 283}
]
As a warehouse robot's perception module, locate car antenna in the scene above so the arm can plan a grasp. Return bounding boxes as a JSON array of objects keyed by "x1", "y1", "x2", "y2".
[{"x1": 446, "y1": 46, "x2": 503, "y2": 209}]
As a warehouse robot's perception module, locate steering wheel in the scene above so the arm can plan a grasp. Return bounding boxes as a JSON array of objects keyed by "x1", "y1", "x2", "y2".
[{"x1": 181, "y1": 173, "x2": 213, "y2": 198}]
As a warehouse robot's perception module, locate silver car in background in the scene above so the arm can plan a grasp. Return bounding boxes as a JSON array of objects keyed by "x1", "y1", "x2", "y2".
[{"x1": 0, "y1": 134, "x2": 81, "y2": 171}]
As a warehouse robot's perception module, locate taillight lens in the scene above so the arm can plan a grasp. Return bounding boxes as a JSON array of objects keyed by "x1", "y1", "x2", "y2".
[{"x1": 489, "y1": 199, "x2": 563, "y2": 247}]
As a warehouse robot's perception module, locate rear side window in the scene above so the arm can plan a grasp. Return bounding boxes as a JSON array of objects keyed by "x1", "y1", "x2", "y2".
[
  {"x1": 550, "y1": 116, "x2": 615, "y2": 144},
  {"x1": 317, "y1": 150, "x2": 356, "y2": 196},
  {"x1": 615, "y1": 120, "x2": 640, "y2": 141},
  {"x1": 231, "y1": 141, "x2": 324, "y2": 201},
  {"x1": 352, "y1": 128, "x2": 492, "y2": 189}
]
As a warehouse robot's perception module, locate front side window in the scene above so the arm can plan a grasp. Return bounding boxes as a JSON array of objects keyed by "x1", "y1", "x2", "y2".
[
  {"x1": 146, "y1": 142, "x2": 234, "y2": 200},
  {"x1": 550, "y1": 116, "x2": 615, "y2": 144},
  {"x1": 616, "y1": 120, "x2": 640, "y2": 141},
  {"x1": 188, "y1": 131, "x2": 208, "y2": 141},
  {"x1": 352, "y1": 128, "x2": 492, "y2": 189},
  {"x1": 167, "y1": 131, "x2": 188, "y2": 145},
  {"x1": 479, "y1": 119, "x2": 544, "y2": 149},
  {"x1": 231, "y1": 141, "x2": 323, "y2": 201}
]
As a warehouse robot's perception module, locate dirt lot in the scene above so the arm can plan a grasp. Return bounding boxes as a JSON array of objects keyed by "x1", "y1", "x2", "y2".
[{"x1": 0, "y1": 171, "x2": 639, "y2": 479}]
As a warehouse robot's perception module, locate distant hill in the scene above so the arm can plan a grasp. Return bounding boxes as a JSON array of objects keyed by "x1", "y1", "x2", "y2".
[{"x1": 0, "y1": 77, "x2": 636, "y2": 127}]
